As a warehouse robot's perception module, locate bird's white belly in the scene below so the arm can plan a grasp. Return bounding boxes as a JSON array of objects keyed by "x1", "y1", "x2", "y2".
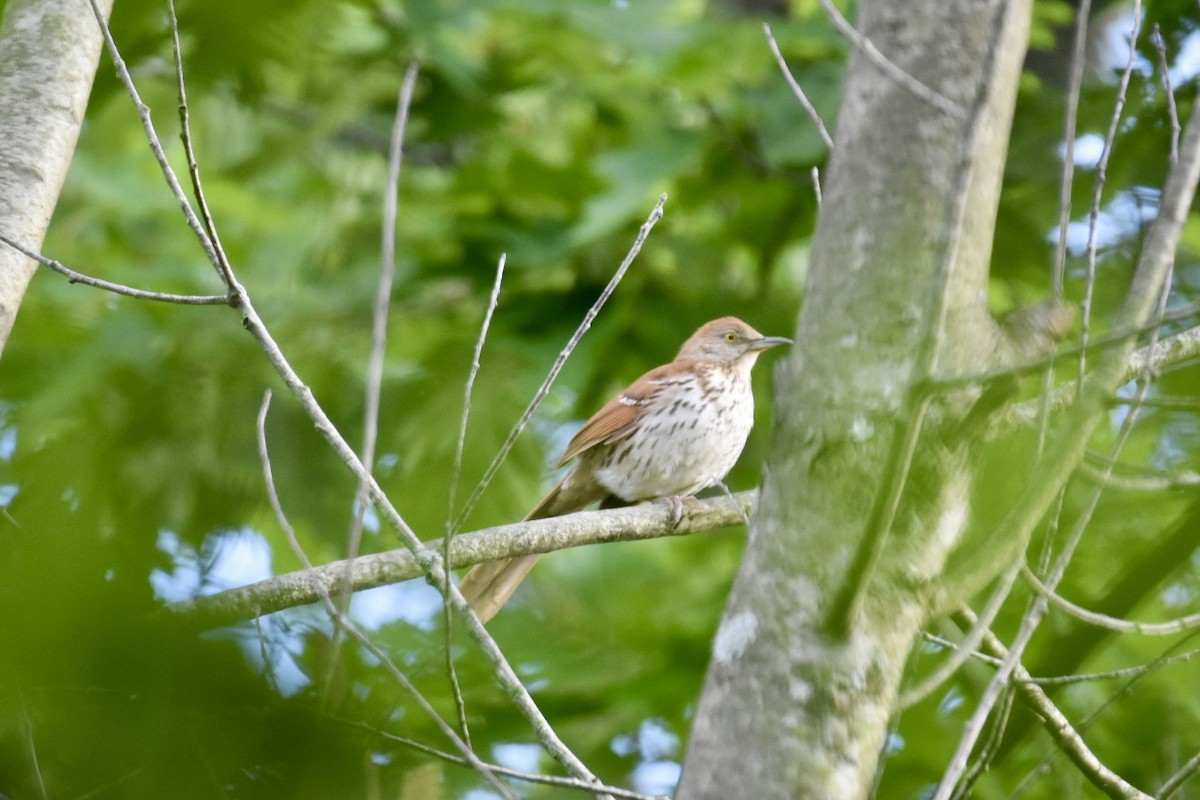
[{"x1": 593, "y1": 373, "x2": 754, "y2": 502}]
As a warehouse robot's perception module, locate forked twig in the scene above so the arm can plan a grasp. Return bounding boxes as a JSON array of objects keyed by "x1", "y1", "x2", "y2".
[
  {"x1": 958, "y1": 609, "x2": 1153, "y2": 800},
  {"x1": 0, "y1": 233, "x2": 229, "y2": 305}
]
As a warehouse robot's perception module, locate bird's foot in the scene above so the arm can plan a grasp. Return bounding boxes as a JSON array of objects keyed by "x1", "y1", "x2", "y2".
[{"x1": 659, "y1": 495, "x2": 699, "y2": 526}]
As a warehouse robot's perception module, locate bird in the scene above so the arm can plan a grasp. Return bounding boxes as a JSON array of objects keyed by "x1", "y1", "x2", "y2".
[{"x1": 458, "y1": 316, "x2": 792, "y2": 623}]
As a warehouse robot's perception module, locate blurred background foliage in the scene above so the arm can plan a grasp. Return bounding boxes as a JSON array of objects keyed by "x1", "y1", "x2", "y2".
[{"x1": 0, "y1": 0, "x2": 1198, "y2": 797}]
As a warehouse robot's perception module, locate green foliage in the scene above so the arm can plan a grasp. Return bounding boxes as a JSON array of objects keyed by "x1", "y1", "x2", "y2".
[{"x1": 1, "y1": 0, "x2": 1199, "y2": 797}]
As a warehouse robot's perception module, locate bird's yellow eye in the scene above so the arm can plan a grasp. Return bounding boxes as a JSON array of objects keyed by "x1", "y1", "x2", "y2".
[{"x1": 724, "y1": 331, "x2": 738, "y2": 343}]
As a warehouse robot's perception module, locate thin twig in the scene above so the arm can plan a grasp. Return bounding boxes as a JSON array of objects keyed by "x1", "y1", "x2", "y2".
[
  {"x1": 762, "y1": 23, "x2": 834, "y2": 150},
  {"x1": 1102, "y1": 394, "x2": 1200, "y2": 411},
  {"x1": 817, "y1": 0, "x2": 966, "y2": 120},
  {"x1": 329, "y1": 60, "x2": 420, "y2": 700},
  {"x1": 1016, "y1": 630, "x2": 1200, "y2": 794},
  {"x1": 0, "y1": 233, "x2": 229, "y2": 305},
  {"x1": 1040, "y1": 0, "x2": 1092, "y2": 459},
  {"x1": 951, "y1": 685, "x2": 1015, "y2": 800},
  {"x1": 715, "y1": 480, "x2": 751, "y2": 527},
  {"x1": 447, "y1": 254, "x2": 507, "y2": 532},
  {"x1": 1052, "y1": 0, "x2": 1092, "y2": 296},
  {"x1": 449, "y1": 194, "x2": 667, "y2": 534},
  {"x1": 442, "y1": 252, "x2": 505, "y2": 749},
  {"x1": 920, "y1": 633, "x2": 1200, "y2": 685},
  {"x1": 811, "y1": 167, "x2": 823, "y2": 210},
  {"x1": 19, "y1": 694, "x2": 46, "y2": 800},
  {"x1": 1151, "y1": 24, "x2": 1182, "y2": 166},
  {"x1": 934, "y1": 300, "x2": 1200, "y2": 394},
  {"x1": 1158, "y1": 749, "x2": 1200, "y2": 799},
  {"x1": 1076, "y1": 456, "x2": 1200, "y2": 492},
  {"x1": 89, "y1": 0, "x2": 214, "y2": 265},
  {"x1": 1077, "y1": 3, "x2": 1143, "y2": 385},
  {"x1": 1023, "y1": 565, "x2": 1200, "y2": 635},
  {"x1": 353, "y1": 60, "x2": 420, "y2": 541},
  {"x1": 255, "y1": 391, "x2": 516, "y2": 800},
  {"x1": 167, "y1": 0, "x2": 237, "y2": 291}
]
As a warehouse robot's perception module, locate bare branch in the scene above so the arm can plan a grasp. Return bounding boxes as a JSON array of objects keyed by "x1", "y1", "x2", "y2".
[
  {"x1": 167, "y1": 0, "x2": 236, "y2": 290},
  {"x1": 357, "y1": 60, "x2": 420, "y2": 526},
  {"x1": 0, "y1": 233, "x2": 229, "y2": 305},
  {"x1": 1051, "y1": 0, "x2": 1092, "y2": 296},
  {"x1": 87, "y1": 0, "x2": 225, "y2": 282},
  {"x1": 447, "y1": 253, "x2": 506, "y2": 531},
  {"x1": 762, "y1": 23, "x2": 834, "y2": 150}
]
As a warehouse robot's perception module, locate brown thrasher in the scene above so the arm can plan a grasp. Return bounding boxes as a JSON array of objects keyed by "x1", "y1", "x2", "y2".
[{"x1": 459, "y1": 316, "x2": 791, "y2": 622}]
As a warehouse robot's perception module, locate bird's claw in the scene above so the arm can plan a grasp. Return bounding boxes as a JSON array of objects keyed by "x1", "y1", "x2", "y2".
[{"x1": 660, "y1": 495, "x2": 698, "y2": 526}]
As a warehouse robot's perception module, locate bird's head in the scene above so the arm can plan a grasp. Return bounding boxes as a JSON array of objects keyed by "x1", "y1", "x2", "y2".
[{"x1": 676, "y1": 316, "x2": 792, "y2": 366}]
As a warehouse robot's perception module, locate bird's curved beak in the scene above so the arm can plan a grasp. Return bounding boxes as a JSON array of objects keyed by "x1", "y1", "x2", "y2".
[{"x1": 748, "y1": 335, "x2": 792, "y2": 351}]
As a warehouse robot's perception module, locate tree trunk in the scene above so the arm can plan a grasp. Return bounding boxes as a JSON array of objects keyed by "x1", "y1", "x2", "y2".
[
  {"x1": 678, "y1": 1, "x2": 1034, "y2": 796},
  {"x1": 0, "y1": 0, "x2": 112, "y2": 356}
]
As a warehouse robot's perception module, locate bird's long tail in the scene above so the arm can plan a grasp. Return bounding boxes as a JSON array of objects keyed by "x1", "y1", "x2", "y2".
[{"x1": 458, "y1": 474, "x2": 603, "y2": 623}]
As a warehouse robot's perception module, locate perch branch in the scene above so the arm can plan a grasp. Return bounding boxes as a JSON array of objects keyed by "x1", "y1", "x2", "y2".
[{"x1": 171, "y1": 491, "x2": 755, "y2": 628}]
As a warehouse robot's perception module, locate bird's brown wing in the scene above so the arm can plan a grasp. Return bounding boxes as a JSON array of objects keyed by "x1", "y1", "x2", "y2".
[{"x1": 557, "y1": 364, "x2": 671, "y2": 465}]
